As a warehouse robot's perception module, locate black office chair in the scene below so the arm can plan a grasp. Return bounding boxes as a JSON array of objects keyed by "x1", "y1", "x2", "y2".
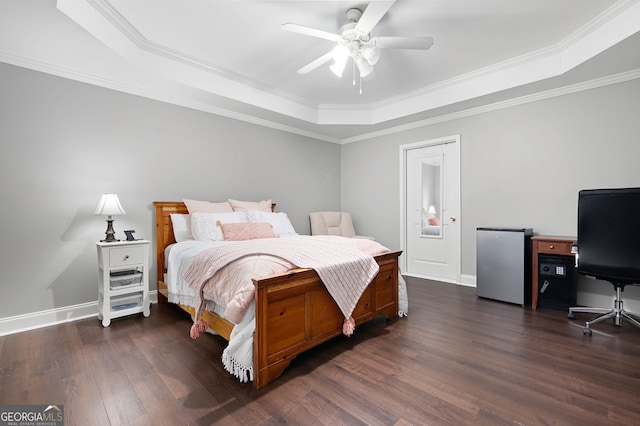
[{"x1": 567, "y1": 188, "x2": 640, "y2": 336}]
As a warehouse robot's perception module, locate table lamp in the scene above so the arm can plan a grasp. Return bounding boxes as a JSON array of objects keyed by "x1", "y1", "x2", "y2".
[{"x1": 94, "y1": 193, "x2": 126, "y2": 242}]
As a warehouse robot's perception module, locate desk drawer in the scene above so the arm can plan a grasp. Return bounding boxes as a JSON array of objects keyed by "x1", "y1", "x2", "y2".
[
  {"x1": 537, "y1": 241, "x2": 572, "y2": 255},
  {"x1": 110, "y1": 246, "x2": 145, "y2": 267}
]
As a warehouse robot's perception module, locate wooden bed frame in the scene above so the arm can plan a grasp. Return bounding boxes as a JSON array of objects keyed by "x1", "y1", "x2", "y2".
[{"x1": 153, "y1": 201, "x2": 401, "y2": 388}]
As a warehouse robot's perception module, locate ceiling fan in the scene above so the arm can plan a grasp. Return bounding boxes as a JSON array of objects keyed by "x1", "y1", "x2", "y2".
[{"x1": 282, "y1": 0, "x2": 433, "y2": 82}]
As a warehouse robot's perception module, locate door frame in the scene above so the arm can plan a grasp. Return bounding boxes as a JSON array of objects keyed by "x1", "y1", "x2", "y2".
[{"x1": 399, "y1": 134, "x2": 461, "y2": 283}]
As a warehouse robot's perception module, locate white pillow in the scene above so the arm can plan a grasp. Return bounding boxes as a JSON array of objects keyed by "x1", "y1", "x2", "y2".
[
  {"x1": 191, "y1": 212, "x2": 248, "y2": 241},
  {"x1": 170, "y1": 214, "x2": 193, "y2": 242},
  {"x1": 246, "y1": 210, "x2": 297, "y2": 236}
]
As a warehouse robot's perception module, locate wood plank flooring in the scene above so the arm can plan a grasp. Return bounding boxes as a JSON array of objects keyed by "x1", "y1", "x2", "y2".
[{"x1": 2, "y1": 278, "x2": 640, "y2": 425}]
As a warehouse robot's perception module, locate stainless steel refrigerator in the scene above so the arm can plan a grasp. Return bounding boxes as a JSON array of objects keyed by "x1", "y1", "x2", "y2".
[{"x1": 476, "y1": 227, "x2": 533, "y2": 306}]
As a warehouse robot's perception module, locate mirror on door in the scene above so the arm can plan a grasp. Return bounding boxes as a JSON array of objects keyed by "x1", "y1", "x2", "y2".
[{"x1": 420, "y1": 155, "x2": 442, "y2": 237}]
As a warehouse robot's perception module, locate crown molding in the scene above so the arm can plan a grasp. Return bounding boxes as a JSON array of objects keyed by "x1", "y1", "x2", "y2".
[
  {"x1": 0, "y1": 51, "x2": 340, "y2": 144},
  {"x1": 355, "y1": 0, "x2": 640, "y2": 125},
  {"x1": 3, "y1": 51, "x2": 638, "y2": 147},
  {"x1": 57, "y1": 0, "x2": 320, "y2": 123},
  {"x1": 57, "y1": 0, "x2": 640, "y2": 126},
  {"x1": 341, "y1": 68, "x2": 640, "y2": 144},
  {"x1": 82, "y1": 0, "x2": 317, "y2": 109}
]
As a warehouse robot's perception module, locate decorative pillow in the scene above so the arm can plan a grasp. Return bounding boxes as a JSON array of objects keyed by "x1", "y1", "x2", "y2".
[
  {"x1": 428, "y1": 217, "x2": 441, "y2": 226},
  {"x1": 183, "y1": 198, "x2": 233, "y2": 213},
  {"x1": 228, "y1": 198, "x2": 272, "y2": 212},
  {"x1": 170, "y1": 213, "x2": 193, "y2": 242},
  {"x1": 217, "y1": 221, "x2": 276, "y2": 241},
  {"x1": 190, "y1": 212, "x2": 248, "y2": 241},
  {"x1": 246, "y1": 210, "x2": 297, "y2": 236}
]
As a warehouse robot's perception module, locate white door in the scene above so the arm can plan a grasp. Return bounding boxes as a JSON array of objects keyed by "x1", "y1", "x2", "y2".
[{"x1": 401, "y1": 136, "x2": 460, "y2": 283}]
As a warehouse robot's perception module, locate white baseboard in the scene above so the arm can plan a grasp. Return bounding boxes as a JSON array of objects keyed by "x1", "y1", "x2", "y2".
[
  {"x1": 0, "y1": 302, "x2": 97, "y2": 336},
  {"x1": 0, "y1": 291, "x2": 159, "y2": 336},
  {"x1": 460, "y1": 274, "x2": 477, "y2": 287},
  {"x1": 403, "y1": 272, "x2": 477, "y2": 288}
]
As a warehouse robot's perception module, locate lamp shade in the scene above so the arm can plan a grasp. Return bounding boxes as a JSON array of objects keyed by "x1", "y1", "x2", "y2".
[
  {"x1": 356, "y1": 57, "x2": 374, "y2": 77},
  {"x1": 332, "y1": 44, "x2": 350, "y2": 63},
  {"x1": 330, "y1": 44, "x2": 349, "y2": 77},
  {"x1": 330, "y1": 61, "x2": 346, "y2": 77},
  {"x1": 94, "y1": 194, "x2": 126, "y2": 216},
  {"x1": 427, "y1": 205, "x2": 437, "y2": 216},
  {"x1": 362, "y1": 45, "x2": 380, "y2": 65}
]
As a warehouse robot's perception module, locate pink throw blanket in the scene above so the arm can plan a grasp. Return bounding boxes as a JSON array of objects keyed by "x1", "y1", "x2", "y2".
[{"x1": 183, "y1": 236, "x2": 384, "y2": 337}]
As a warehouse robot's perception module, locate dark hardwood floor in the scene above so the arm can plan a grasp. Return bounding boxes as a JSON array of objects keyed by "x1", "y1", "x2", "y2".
[{"x1": 2, "y1": 278, "x2": 640, "y2": 425}]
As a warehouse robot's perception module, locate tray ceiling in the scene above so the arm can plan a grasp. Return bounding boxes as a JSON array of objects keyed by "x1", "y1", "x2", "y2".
[{"x1": 1, "y1": 0, "x2": 639, "y2": 142}]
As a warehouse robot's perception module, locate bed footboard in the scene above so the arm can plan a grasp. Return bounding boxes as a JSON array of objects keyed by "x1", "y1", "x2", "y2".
[{"x1": 252, "y1": 250, "x2": 401, "y2": 388}]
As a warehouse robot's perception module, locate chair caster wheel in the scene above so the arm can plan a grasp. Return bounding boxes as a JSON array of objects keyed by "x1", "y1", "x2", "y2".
[
  {"x1": 568, "y1": 312, "x2": 575, "y2": 319},
  {"x1": 583, "y1": 328, "x2": 592, "y2": 336}
]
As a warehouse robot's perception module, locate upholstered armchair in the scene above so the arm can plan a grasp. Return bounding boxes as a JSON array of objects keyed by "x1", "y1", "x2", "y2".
[{"x1": 309, "y1": 212, "x2": 375, "y2": 240}]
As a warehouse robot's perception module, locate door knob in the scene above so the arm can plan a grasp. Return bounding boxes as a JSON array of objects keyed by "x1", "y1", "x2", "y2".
[{"x1": 450, "y1": 216, "x2": 457, "y2": 222}]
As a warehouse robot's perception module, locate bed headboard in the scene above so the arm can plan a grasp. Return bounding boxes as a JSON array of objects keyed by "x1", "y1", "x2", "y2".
[
  {"x1": 153, "y1": 201, "x2": 276, "y2": 289},
  {"x1": 153, "y1": 202, "x2": 188, "y2": 287}
]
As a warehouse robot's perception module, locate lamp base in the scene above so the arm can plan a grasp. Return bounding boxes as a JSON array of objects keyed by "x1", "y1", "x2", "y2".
[{"x1": 101, "y1": 217, "x2": 120, "y2": 243}]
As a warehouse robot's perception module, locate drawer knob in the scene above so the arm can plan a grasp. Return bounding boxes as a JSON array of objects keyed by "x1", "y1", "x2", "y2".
[
  {"x1": 549, "y1": 245, "x2": 554, "y2": 249},
  {"x1": 123, "y1": 254, "x2": 130, "y2": 261}
]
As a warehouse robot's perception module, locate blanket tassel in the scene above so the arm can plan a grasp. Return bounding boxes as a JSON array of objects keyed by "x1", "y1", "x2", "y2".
[
  {"x1": 190, "y1": 319, "x2": 208, "y2": 339},
  {"x1": 342, "y1": 317, "x2": 356, "y2": 336}
]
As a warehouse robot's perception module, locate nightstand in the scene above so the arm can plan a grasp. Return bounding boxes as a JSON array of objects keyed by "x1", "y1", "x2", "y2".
[
  {"x1": 96, "y1": 240, "x2": 151, "y2": 326},
  {"x1": 531, "y1": 236, "x2": 576, "y2": 310}
]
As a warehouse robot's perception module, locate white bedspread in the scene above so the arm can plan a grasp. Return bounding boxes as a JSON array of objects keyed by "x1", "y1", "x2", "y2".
[
  {"x1": 166, "y1": 240, "x2": 221, "y2": 309},
  {"x1": 167, "y1": 239, "x2": 292, "y2": 318}
]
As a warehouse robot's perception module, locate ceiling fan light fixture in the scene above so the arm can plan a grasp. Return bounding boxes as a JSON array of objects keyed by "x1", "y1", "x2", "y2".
[
  {"x1": 330, "y1": 61, "x2": 346, "y2": 77},
  {"x1": 362, "y1": 45, "x2": 380, "y2": 65},
  {"x1": 330, "y1": 44, "x2": 350, "y2": 77},
  {"x1": 356, "y1": 57, "x2": 374, "y2": 78},
  {"x1": 331, "y1": 44, "x2": 350, "y2": 64}
]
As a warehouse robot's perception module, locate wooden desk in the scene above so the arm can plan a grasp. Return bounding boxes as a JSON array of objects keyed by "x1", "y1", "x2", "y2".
[{"x1": 531, "y1": 236, "x2": 576, "y2": 310}]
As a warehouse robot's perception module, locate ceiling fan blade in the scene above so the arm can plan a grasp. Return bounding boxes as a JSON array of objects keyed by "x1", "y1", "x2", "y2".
[
  {"x1": 355, "y1": 1, "x2": 396, "y2": 36},
  {"x1": 282, "y1": 23, "x2": 341, "y2": 42},
  {"x1": 297, "y1": 51, "x2": 334, "y2": 74},
  {"x1": 372, "y1": 36, "x2": 434, "y2": 50}
]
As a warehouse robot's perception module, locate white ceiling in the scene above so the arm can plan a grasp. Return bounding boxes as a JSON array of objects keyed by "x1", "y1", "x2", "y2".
[{"x1": 1, "y1": 0, "x2": 640, "y2": 143}]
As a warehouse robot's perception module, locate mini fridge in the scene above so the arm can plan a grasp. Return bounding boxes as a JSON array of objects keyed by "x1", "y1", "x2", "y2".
[{"x1": 476, "y1": 227, "x2": 533, "y2": 306}]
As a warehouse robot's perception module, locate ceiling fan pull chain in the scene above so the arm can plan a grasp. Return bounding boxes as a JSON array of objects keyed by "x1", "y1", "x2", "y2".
[{"x1": 352, "y1": 60, "x2": 356, "y2": 86}]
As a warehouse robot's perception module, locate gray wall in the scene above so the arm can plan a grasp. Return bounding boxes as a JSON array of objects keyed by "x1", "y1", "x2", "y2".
[
  {"x1": 0, "y1": 62, "x2": 341, "y2": 319},
  {"x1": 3, "y1": 59, "x2": 640, "y2": 323},
  {"x1": 342, "y1": 78, "x2": 640, "y2": 309}
]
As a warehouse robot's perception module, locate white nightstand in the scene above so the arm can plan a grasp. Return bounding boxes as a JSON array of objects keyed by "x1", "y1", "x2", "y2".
[{"x1": 96, "y1": 240, "x2": 151, "y2": 327}]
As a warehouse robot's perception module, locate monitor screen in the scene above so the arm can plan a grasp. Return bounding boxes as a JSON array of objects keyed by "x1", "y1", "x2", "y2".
[{"x1": 577, "y1": 187, "x2": 640, "y2": 283}]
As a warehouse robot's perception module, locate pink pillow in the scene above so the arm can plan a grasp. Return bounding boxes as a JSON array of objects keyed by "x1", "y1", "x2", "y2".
[
  {"x1": 228, "y1": 198, "x2": 272, "y2": 212},
  {"x1": 184, "y1": 199, "x2": 233, "y2": 213},
  {"x1": 428, "y1": 217, "x2": 441, "y2": 226},
  {"x1": 217, "y1": 221, "x2": 276, "y2": 241}
]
